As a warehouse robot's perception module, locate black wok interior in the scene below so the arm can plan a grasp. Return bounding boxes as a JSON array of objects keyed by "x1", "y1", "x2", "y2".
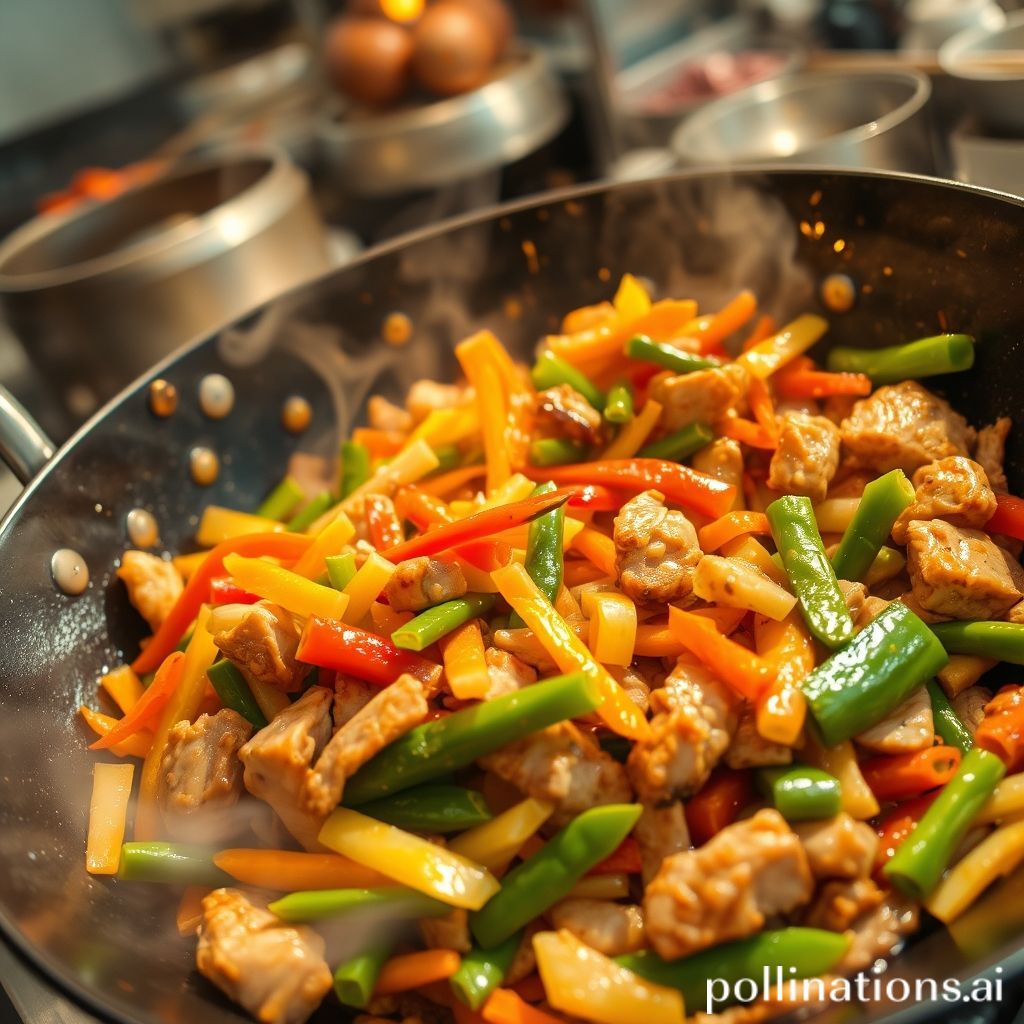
[{"x1": 1, "y1": 169, "x2": 1023, "y2": 1024}]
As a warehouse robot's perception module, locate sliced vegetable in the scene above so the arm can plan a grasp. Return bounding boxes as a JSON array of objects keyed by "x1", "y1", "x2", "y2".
[
  {"x1": 513, "y1": 481, "x2": 565, "y2": 624},
  {"x1": 483, "y1": 987, "x2": 563, "y2": 1024},
  {"x1": 976, "y1": 685, "x2": 1024, "y2": 771},
  {"x1": 117, "y1": 842, "x2": 229, "y2": 886},
  {"x1": 334, "y1": 943, "x2": 391, "y2": 1009},
  {"x1": 326, "y1": 552, "x2": 358, "y2": 591},
  {"x1": 286, "y1": 491, "x2": 334, "y2": 533},
  {"x1": 861, "y1": 746, "x2": 962, "y2": 803},
  {"x1": 90, "y1": 651, "x2": 184, "y2": 750},
  {"x1": 342, "y1": 552, "x2": 398, "y2": 624},
  {"x1": 531, "y1": 350, "x2": 605, "y2": 410},
  {"x1": 450, "y1": 931, "x2": 522, "y2": 1010},
  {"x1": 637, "y1": 422, "x2": 713, "y2": 461},
  {"x1": 774, "y1": 357, "x2": 871, "y2": 399},
  {"x1": 604, "y1": 382, "x2": 634, "y2": 425},
  {"x1": 827, "y1": 333, "x2": 975, "y2": 384},
  {"x1": 195, "y1": 506, "x2": 282, "y2": 548},
  {"x1": 567, "y1": 873, "x2": 630, "y2": 900},
  {"x1": 692, "y1": 554, "x2": 797, "y2": 621},
  {"x1": 758, "y1": 766, "x2": 842, "y2": 821},
  {"x1": 626, "y1": 334, "x2": 720, "y2": 375},
  {"x1": 292, "y1": 512, "x2": 357, "y2": 577},
  {"x1": 359, "y1": 784, "x2": 492, "y2": 833},
  {"x1": 874, "y1": 793, "x2": 939, "y2": 872},
  {"x1": 753, "y1": 610, "x2": 812, "y2": 747},
  {"x1": 975, "y1": 772, "x2": 1024, "y2": 824},
  {"x1": 449, "y1": 798, "x2": 555, "y2": 873},
  {"x1": 376, "y1": 949, "x2": 462, "y2": 995},
  {"x1": 930, "y1": 621, "x2": 1024, "y2": 664},
  {"x1": 570, "y1": 526, "x2": 618, "y2": 578},
  {"x1": 684, "y1": 769, "x2": 752, "y2": 845},
  {"x1": 735, "y1": 314, "x2": 829, "y2": 379},
  {"x1": 601, "y1": 399, "x2": 663, "y2": 460},
  {"x1": 79, "y1": 706, "x2": 152, "y2": 759},
  {"x1": 799, "y1": 729, "x2": 879, "y2": 820},
  {"x1": 268, "y1": 886, "x2": 449, "y2": 922},
  {"x1": 441, "y1": 620, "x2": 491, "y2": 700},
  {"x1": 987, "y1": 492, "x2": 1024, "y2": 541},
  {"x1": 257, "y1": 476, "x2": 305, "y2": 521},
  {"x1": 206, "y1": 659, "x2": 269, "y2": 728},
  {"x1": 392, "y1": 594, "x2": 496, "y2": 652},
  {"x1": 222, "y1": 553, "x2": 348, "y2": 621},
  {"x1": 581, "y1": 590, "x2": 637, "y2": 667},
  {"x1": 366, "y1": 494, "x2": 404, "y2": 549},
  {"x1": 927, "y1": 680, "x2": 974, "y2": 754},
  {"x1": 339, "y1": 441, "x2": 371, "y2": 499},
  {"x1": 686, "y1": 290, "x2": 758, "y2": 355},
  {"x1": 213, "y1": 849, "x2": 392, "y2": 891},
  {"x1": 297, "y1": 618, "x2": 438, "y2": 685},
  {"x1": 698, "y1": 511, "x2": 771, "y2": 554},
  {"x1": 86, "y1": 763, "x2": 135, "y2": 875},
  {"x1": 529, "y1": 438, "x2": 587, "y2": 466},
  {"x1": 830, "y1": 469, "x2": 914, "y2": 582}
]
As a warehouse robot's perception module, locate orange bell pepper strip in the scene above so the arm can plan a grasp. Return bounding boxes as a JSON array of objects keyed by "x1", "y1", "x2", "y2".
[
  {"x1": 396, "y1": 486, "x2": 456, "y2": 528},
  {"x1": 684, "y1": 290, "x2": 757, "y2": 355},
  {"x1": 351, "y1": 427, "x2": 408, "y2": 458},
  {"x1": 753, "y1": 610, "x2": 812, "y2": 747},
  {"x1": 482, "y1": 989, "x2": 565, "y2": 1024},
  {"x1": 741, "y1": 314, "x2": 777, "y2": 352},
  {"x1": 132, "y1": 531, "x2": 312, "y2": 673},
  {"x1": 569, "y1": 527, "x2": 617, "y2": 577},
  {"x1": 698, "y1": 511, "x2": 771, "y2": 553},
  {"x1": 987, "y1": 494, "x2": 1024, "y2": 542},
  {"x1": 975, "y1": 685, "x2": 1024, "y2": 772},
  {"x1": 774, "y1": 356, "x2": 872, "y2": 399},
  {"x1": 213, "y1": 849, "x2": 393, "y2": 890},
  {"x1": 860, "y1": 746, "x2": 962, "y2": 803},
  {"x1": 90, "y1": 652, "x2": 185, "y2": 750},
  {"x1": 684, "y1": 769, "x2": 753, "y2": 845}
]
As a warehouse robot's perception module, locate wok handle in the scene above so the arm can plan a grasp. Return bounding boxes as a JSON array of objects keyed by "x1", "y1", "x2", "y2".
[{"x1": 0, "y1": 385, "x2": 55, "y2": 484}]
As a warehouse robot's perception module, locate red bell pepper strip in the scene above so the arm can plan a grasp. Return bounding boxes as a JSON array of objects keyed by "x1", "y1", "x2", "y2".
[
  {"x1": 873, "y1": 792, "x2": 940, "y2": 873},
  {"x1": 451, "y1": 539, "x2": 512, "y2": 572},
  {"x1": 296, "y1": 617, "x2": 438, "y2": 686},
  {"x1": 976, "y1": 684, "x2": 1024, "y2": 772},
  {"x1": 381, "y1": 490, "x2": 572, "y2": 563},
  {"x1": 558, "y1": 484, "x2": 623, "y2": 513},
  {"x1": 684, "y1": 769, "x2": 753, "y2": 846},
  {"x1": 395, "y1": 487, "x2": 456, "y2": 528},
  {"x1": 531, "y1": 460, "x2": 735, "y2": 520},
  {"x1": 987, "y1": 493, "x2": 1024, "y2": 542},
  {"x1": 860, "y1": 746, "x2": 962, "y2": 803},
  {"x1": 132, "y1": 532, "x2": 313, "y2": 674},
  {"x1": 209, "y1": 577, "x2": 261, "y2": 606},
  {"x1": 586, "y1": 836, "x2": 642, "y2": 875},
  {"x1": 90, "y1": 652, "x2": 185, "y2": 750},
  {"x1": 366, "y1": 494, "x2": 404, "y2": 549}
]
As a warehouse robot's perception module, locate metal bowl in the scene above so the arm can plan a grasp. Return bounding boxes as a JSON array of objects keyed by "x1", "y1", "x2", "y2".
[
  {"x1": 670, "y1": 70, "x2": 933, "y2": 173},
  {"x1": 939, "y1": 10, "x2": 1024, "y2": 135}
]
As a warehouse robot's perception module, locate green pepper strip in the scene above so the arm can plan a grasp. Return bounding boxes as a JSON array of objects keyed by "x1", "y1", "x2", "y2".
[
  {"x1": 269, "y1": 887, "x2": 451, "y2": 923},
  {"x1": 117, "y1": 843, "x2": 229, "y2": 886},
  {"x1": 767, "y1": 495, "x2": 854, "y2": 650},
  {"x1": 826, "y1": 333, "x2": 975, "y2": 384},
  {"x1": 470, "y1": 803, "x2": 642, "y2": 949},
  {"x1": 359, "y1": 784, "x2": 493, "y2": 833},
  {"x1": 509, "y1": 482, "x2": 564, "y2": 629},
  {"x1": 927, "y1": 680, "x2": 974, "y2": 755},
  {"x1": 929, "y1": 621, "x2": 1024, "y2": 664},
  {"x1": 626, "y1": 334, "x2": 721, "y2": 374},
  {"x1": 449, "y1": 930, "x2": 522, "y2": 1009},
  {"x1": 326, "y1": 552, "x2": 358, "y2": 591},
  {"x1": 885, "y1": 747, "x2": 1006, "y2": 900},
  {"x1": 340, "y1": 441, "x2": 371, "y2": 499},
  {"x1": 529, "y1": 438, "x2": 587, "y2": 467},
  {"x1": 758, "y1": 766, "x2": 842, "y2": 821},
  {"x1": 344, "y1": 672, "x2": 602, "y2": 805},
  {"x1": 391, "y1": 594, "x2": 496, "y2": 652},
  {"x1": 334, "y1": 943, "x2": 392, "y2": 1009},
  {"x1": 802, "y1": 602, "x2": 949, "y2": 746},
  {"x1": 638, "y1": 422, "x2": 713, "y2": 461},
  {"x1": 432, "y1": 444, "x2": 462, "y2": 473},
  {"x1": 286, "y1": 491, "x2": 333, "y2": 532},
  {"x1": 830, "y1": 470, "x2": 915, "y2": 582},
  {"x1": 603, "y1": 382, "x2": 634, "y2": 425},
  {"x1": 531, "y1": 350, "x2": 606, "y2": 411},
  {"x1": 206, "y1": 660, "x2": 268, "y2": 729},
  {"x1": 256, "y1": 475, "x2": 305, "y2": 521},
  {"x1": 617, "y1": 929, "x2": 850, "y2": 1010}
]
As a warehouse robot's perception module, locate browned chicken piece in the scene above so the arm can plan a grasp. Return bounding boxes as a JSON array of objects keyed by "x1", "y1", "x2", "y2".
[
  {"x1": 838, "y1": 579, "x2": 868, "y2": 623},
  {"x1": 855, "y1": 686, "x2": 934, "y2": 754},
  {"x1": 609, "y1": 664, "x2": 651, "y2": 713},
  {"x1": 303, "y1": 674, "x2": 427, "y2": 816},
  {"x1": 534, "y1": 384, "x2": 603, "y2": 445},
  {"x1": 767, "y1": 412, "x2": 841, "y2": 503},
  {"x1": 239, "y1": 686, "x2": 334, "y2": 851},
  {"x1": 406, "y1": 379, "x2": 469, "y2": 423},
  {"x1": 650, "y1": 364, "x2": 748, "y2": 432},
  {"x1": 367, "y1": 395, "x2": 413, "y2": 433},
  {"x1": 644, "y1": 809, "x2": 813, "y2": 959},
  {"x1": 548, "y1": 900, "x2": 646, "y2": 956},
  {"x1": 692, "y1": 437, "x2": 744, "y2": 494},
  {"x1": 827, "y1": 468, "x2": 875, "y2": 499},
  {"x1": 1007, "y1": 600, "x2": 1024, "y2": 624},
  {"x1": 214, "y1": 602, "x2": 306, "y2": 694},
  {"x1": 803, "y1": 877, "x2": 884, "y2": 932},
  {"x1": 793, "y1": 813, "x2": 878, "y2": 880},
  {"x1": 856, "y1": 594, "x2": 890, "y2": 631},
  {"x1": 333, "y1": 675, "x2": 376, "y2": 732},
  {"x1": 635, "y1": 802, "x2": 690, "y2": 884},
  {"x1": 839, "y1": 381, "x2": 975, "y2": 475},
  {"x1": 724, "y1": 705, "x2": 792, "y2": 770},
  {"x1": 385, "y1": 556, "x2": 467, "y2": 612},
  {"x1": 482, "y1": 647, "x2": 536, "y2": 700},
  {"x1": 836, "y1": 893, "x2": 919, "y2": 973},
  {"x1": 504, "y1": 923, "x2": 541, "y2": 986},
  {"x1": 419, "y1": 908, "x2": 472, "y2": 954},
  {"x1": 628, "y1": 658, "x2": 739, "y2": 801},
  {"x1": 891, "y1": 456, "x2": 997, "y2": 544},
  {"x1": 951, "y1": 686, "x2": 992, "y2": 735},
  {"x1": 976, "y1": 416, "x2": 1011, "y2": 492},
  {"x1": 614, "y1": 490, "x2": 702, "y2": 604},
  {"x1": 196, "y1": 888, "x2": 332, "y2": 1024},
  {"x1": 117, "y1": 551, "x2": 183, "y2": 632},
  {"x1": 479, "y1": 722, "x2": 632, "y2": 826},
  {"x1": 905, "y1": 520, "x2": 1022, "y2": 620},
  {"x1": 160, "y1": 709, "x2": 252, "y2": 842},
  {"x1": 491, "y1": 621, "x2": 587, "y2": 676}
]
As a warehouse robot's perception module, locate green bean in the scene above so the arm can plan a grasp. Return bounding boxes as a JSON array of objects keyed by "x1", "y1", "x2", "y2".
[
  {"x1": 531, "y1": 350, "x2": 605, "y2": 410},
  {"x1": 449, "y1": 931, "x2": 522, "y2": 1009},
  {"x1": 334, "y1": 943, "x2": 392, "y2": 1008},
  {"x1": 256, "y1": 475, "x2": 305, "y2": 521},
  {"x1": 884, "y1": 748, "x2": 1006, "y2": 900},
  {"x1": 758, "y1": 766, "x2": 842, "y2": 821},
  {"x1": 326, "y1": 552, "x2": 358, "y2": 591},
  {"x1": 638, "y1": 422, "x2": 713, "y2": 461},
  {"x1": 470, "y1": 804, "x2": 642, "y2": 948},
  {"x1": 117, "y1": 843, "x2": 229, "y2": 886},
  {"x1": 830, "y1": 470, "x2": 915, "y2": 582},
  {"x1": 431, "y1": 444, "x2": 462, "y2": 473},
  {"x1": 827, "y1": 333, "x2": 975, "y2": 384},
  {"x1": 930, "y1": 621, "x2": 1024, "y2": 663},
  {"x1": 603, "y1": 382, "x2": 634, "y2": 425},
  {"x1": 802, "y1": 602, "x2": 949, "y2": 745},
  {"x1": 767, "y1": 495, "x2": 854, "y2": 649},
  {"x1": 206, "y1": 660, "x2": 268, "y2": 728},
  {"x1": 927, "y1": 680, "x2": 973, "y2": 755},
  {"x1": 340, "y1": 441, "x2": 371, "y2": 499},
  {"x1": 391, "y1": 594, "x2": 495, "y2": 651},
  {"x1": 359, "y1": 784, "x2": 492, "y2": 833},
  {"x1": 509, "y1": 482, "x2": 564, "y2": 629},
  {"x1": 529, "y1": 438, "x2": 587, "y2": 467},
  {"x1": 863, "y1": 545, "x2": 906, "y2": 587},
  {"x1": 286, "y1": 491, "x2": 333, "y2": 532},
  {"x1": 626, "y1": 334, "x2": 720, "y2": 374},
  {"x1": 269, "y1": 887, "x2": 450, "y2": 923}
]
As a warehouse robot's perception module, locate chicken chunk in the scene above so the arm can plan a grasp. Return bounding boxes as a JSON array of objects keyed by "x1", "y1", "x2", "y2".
[
  {"x1": 482, "y1": 647, "x2": 536, "y2": 700},
  {"x1": 634, "y1": 802, "x2": 691, "y2": 884},
  {"x1": 196, "y1": 888, "x2": 332, "y2": 1024},
  {"x1": 609, "y1": 663, "x2": 652, "y2": 714},
  {"x1": 767, "y1": 413, "x2": 841, "y2": 503},
  {"x1": 724, "y1": 705, "x2": 792, "y2": 770},
  {"x1": 906, "y1": 520, "x2": 1022, "y2": 620},
  {"x1": 838, "y1": 579, "x2": 868, "y2": 623},
  {"x1": 836, "y1": 893, "x2": 919, "y2": 973},
  {"x1": 650, "y1": 364, "x2": 748, "y2": 432},
  {"x1": 856, "y1": 595, "x2": 890, "y2": 631},
  {"x1": 614, "y1": 490, "x2": 702, "y2": 604},
  {"x1": 855, "y1": 686, "x2": 934, "y2": 754},
  {"x1": 793, "y1": 814, "x2": 878, "y2": 880},
  {"x1": 627, "y1": 658, "x2": 739, "y2": 801},
  {"x1": 644, "y1": 809, "x2": 813, "y2": 959},
  {"x1": 548, "y1": 900, "x2": 646, "y2": 956},
  {"x1": 117, "y1": 551, "x2": 183, "y2": 632},
  {"x1": 839, "y1": 381, "x2": 975, "y2": 475},
  {"x1": 534, "y1": 384, "x2": 603, "y2": 445},
  {"x1": 368, "y1": 395, "x2": 412, "y2": 433},
  {"x1": 303, "y1": 674, "x2": 427, "y2": 816},
  {"x1": 407, "y1": 379, "x2": 469, "y2": 423},
  {"x1": 479, "y1": 722, "x2": 632, "y2": 825},
  {"x1": 691, "y1": 437, "x2": 744, "y2": 495},
  {"x1": 490, "y1": 626, "x2": 561, "y2": 675},
  {"x1": 333, "y1": 675, "x2": 376, "y2": 732},
  {"x1": 214, "y1": 602, "x2": 306, "y2": 693},
  {"x1": 951, "y1": 685, "x2": 991, "y2": 736},
  {"x1": 239, "y1": 686, "x2": 333, "y2": 851},
  {"x1": 975, "y1": 416, "x2": 1011, "y2": 492},
  {"x1": 419, "y1": 908, "x2": 472, "y2": 954},
  {"x1": 803, "y1": 877, "x2": 884, "y2": 932},
  {"x1": 385, "y1": 557, "x2": 467, "y2": 612},
  {"x1": 160, "y1": 709, "x2": 252, "y2": 842},
  {"x1": 891, "y1": 456, "x2": 997, "y2": 544}
]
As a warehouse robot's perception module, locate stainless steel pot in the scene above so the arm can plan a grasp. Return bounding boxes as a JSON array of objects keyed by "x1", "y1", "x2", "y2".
[{"x1": 0, "y1": 148, "x2": 330, "y2": 419}]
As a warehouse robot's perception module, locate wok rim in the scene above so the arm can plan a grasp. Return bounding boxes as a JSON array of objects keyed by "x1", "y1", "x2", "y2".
[{"x1": 2, "y1": 164, "x2": 1024, "y2": 1024}]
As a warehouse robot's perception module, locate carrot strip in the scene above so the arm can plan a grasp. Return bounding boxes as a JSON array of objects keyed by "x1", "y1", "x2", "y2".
[
  {"x1": 741, "y1": 314, "x2": 777, "y2": 352},
  {"x1": 747, "y1": 375, "x2": 778, "y2": 440},
  {"x1": 483, "y1": 989, "x2": 565, "y2": 1024},
  {"x1": 396, "y1": 487, "x2": 455, "y2": 527},
  {"x1": 686, "y1": 290, "x2": 757, "y2": 355},
  {"x1": 860, "y1": 746, "x2": 962, "y2": 802},
  {"x1": 213, "y1": 849, "x2": 392, "y2": 890},
  {"x1": 440, "y1": 619, "x2": 491, "y2": 700},
  {"x1": 366, "y1": 494, "x2": 404, "y2": 549},
  {"x1": 563, "y1": 560, "x2": 608, "y2": 588},
  {"x1": 976, "y1": 685, "x2": 1024, "y2": 771},
  {"x1": 698, "y1": 510, "x2": 771, "y2": 553},
  {"x1": 352, "y1": 427, "x2": 408, "y2": 458},
  {"x1": 718, "y1": 416, "x2": 778, "y2": 450},
  {"x1": 374, "y1": 949, "x2": 461, "y2": 995},
  {"x1": 79, "y1": 706, "x2": 153, "y2": 758},
  {"x1": 587, "y1": 837, "x2": 642, "y2": 875},
  {"x1": 419, "y1": 464, "x2": 487, "y2": 498},
  {"x1": 176, "y1": 886, "x2": 210, "y2": 936},
  {"x1": 569, "y1": 527, "x2": 617, "y2": 577},
  {"x1": 774, "y1": 357, "x2": 872, "y2": 399},
  {"x1": 90, "y1": 652, "x2": 184, "y2": 750}
]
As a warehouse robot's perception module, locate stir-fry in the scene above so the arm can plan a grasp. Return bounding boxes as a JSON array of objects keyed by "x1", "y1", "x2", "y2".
[{"x1": 82, "y1": 276, "x2": 1024, "y2": 1024}]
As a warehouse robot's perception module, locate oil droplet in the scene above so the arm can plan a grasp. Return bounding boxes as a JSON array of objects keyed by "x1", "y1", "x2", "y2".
[
  {"x1": 521, "y1": 240, "x2": 539, "y2": 275},
  {"x1": 382, "y1": 312, "x2": 413, "y2": 347},
  {"x1": 51, "y1": 548, "x2": 89, "y2": 595},
  {"x1": 148, "y1": 379, "x2": 178, "y2": 417},
  {"x1": 597, "y1": 267, "x2": 611, "y2": 282},
  {"x1": 833, "y1": 238, "x2": 846, "y2": 254},
  {"x1": 126, "y1": 508, "x2": 159, "y2": 548},
  {"x1": 198, "y1": 373, "x2": 235, "y2": 419},
  {"x1": 282, "y1": 396, "x2": 312, "y2": 434},
  {"x1": 821, "y1": 273, "x2": 857, "y2": 313},
  {"x1": 190, "y1": 446, "x2": 219, "y2": 486}
]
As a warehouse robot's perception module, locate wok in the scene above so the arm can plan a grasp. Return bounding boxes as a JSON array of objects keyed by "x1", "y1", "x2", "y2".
[{"x1": 0, "y1": 168, "x2": 1023, "y2": 1024}]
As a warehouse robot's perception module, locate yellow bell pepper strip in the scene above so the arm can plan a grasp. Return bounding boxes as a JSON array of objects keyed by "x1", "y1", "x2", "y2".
[
  {"x1": 721, "y1": 535, "x2": 789, "y2": 587},
  {"x1": 449, "y1": 798, "x2": 555, "y2": 873},
  {"x1": 222, "y1": 553, "x2": 349, "y2": 621},
  {"x1": 440, "y1": 619, "x2": 491, "y2": 700},
  {"x1": 570, "y1": 526, "x2": 618, "y2": 578},
  {"x1": 581, "y1": 591, "x2": 637, "y2": 667},
  {"x1": 99, "y1": 665, "x2": 144, "y2": 714},
  {"x1": 256, "y1": 475, "x2": 306, "y2": 521},
  {"x1": 291, "y1": 512, "x2": 356, "y2": 578},
  {"x1": 735, "y1": 314, "x2": 830, "y2": 379},
  {"x1": 86, "y1": 762, "x2": 135, "y2": 875},
  {"x1": 799, "y1": 729, "x2": 878, "y2": 820},
  {"x1": 753, "y1": 611, "x2": 812, "y2": 747},
  {"x1": 601, "y1": 399, "x2": 663, "y2": 460},
  {"x1": 492, "y1": 563, "x2": 649, "y2": 740},
  {"x1": 565, "y1": 873, "x2": 630, "y2": 901},
  {"x1": 534, "y1": 930, "x2": 685, "y2": 1024},
  {"x1": 342, "y1": 552, "x2": 398, "y2": 624},
  {"x1": 79, "y1": 706, "x2": 152, "y2": 758},
  {"x1": 407, "y1": 404, "x2": 480, "y2": 451},
  {"x1": 195, "y1": 505, "x2": 284, "y2": 548},
  {"x1": 172, "y1": 551, "x2": 208, "y2": 581},
  {"x1": 974, "y1": 772, "x2": 1024, "y2": 824},
  {"x1": 614, "y1": 272, "x2": 652, "y2": 320},
  {"x1": 319, "y1": 808, "x2": 500, "y2": 910},
  {"x1": 213, "y1": 848, "x2": 393, "y2": 890}
]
